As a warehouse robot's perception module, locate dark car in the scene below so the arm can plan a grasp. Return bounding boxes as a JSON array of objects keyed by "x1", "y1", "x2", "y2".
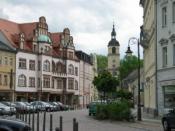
[
  {"x1": 162, "y1": 108, "x2": 175, "y2": 131},
  {"x1": 0, "y1": 118, "x2": 31, "y2": 131}
]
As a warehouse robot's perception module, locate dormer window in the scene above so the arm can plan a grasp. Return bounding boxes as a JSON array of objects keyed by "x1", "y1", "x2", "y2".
[{"x1": 20, "y1": 33, "x2": 25, "y2": 49}]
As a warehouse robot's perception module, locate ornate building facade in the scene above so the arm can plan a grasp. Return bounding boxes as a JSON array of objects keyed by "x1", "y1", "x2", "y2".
[{"x1": 0, "y1": 16, "x2": 95, "y2": 106}]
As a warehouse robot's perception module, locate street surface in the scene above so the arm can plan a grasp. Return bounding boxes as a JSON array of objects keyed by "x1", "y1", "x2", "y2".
[{"x1": 32, "y1": 109, "x2": 163, "y2": 131}]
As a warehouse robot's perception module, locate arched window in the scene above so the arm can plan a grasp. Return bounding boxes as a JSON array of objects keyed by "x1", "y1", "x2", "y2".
[
  {"x1": 43, "y1": 60, "x2": 50, "y2": 72},
  {"x1": 52, "y1": 61, "x2": 55, "y2": 72},
  {"x1": 18, "y1": 74, "x2": 26, "y2": 87},
  {"x1": 56, "y1": 62, "x2": 62, "y2": 73},
  {"x1": 75, "y1": 80, "x2": 78, "y2": 90},
  {"x1": 68, "y1": 64, "x2": 74, "y2": 75},
  {"x1": 112, "y1": 47, "x2": 116, "y2": 54}
]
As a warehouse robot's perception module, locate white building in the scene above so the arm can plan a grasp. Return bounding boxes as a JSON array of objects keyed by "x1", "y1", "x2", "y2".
[{"x1": 157, "y1": 0, "x2": 175, "y2": 115}]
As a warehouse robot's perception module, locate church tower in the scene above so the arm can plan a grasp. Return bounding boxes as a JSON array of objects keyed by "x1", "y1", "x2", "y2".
[{"x1": 107, "y1": 24, "x2": 120, "y2": 76}]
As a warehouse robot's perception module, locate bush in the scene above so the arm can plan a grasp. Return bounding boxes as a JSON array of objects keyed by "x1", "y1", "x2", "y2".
[
  {"x1": 96, "y1": 104, "x2": 108, "y2": 120},
  {"x1": 96, "y1": 100, "x2": 131, "y2": 121}
]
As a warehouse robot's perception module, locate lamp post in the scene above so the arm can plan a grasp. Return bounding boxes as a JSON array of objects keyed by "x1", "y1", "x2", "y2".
[{"x1": 126, "y1": 37, "x2": 142, "y2": 121}]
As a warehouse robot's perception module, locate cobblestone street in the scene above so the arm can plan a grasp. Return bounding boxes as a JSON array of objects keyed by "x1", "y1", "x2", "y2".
[{"x1": 32, "y1": 109, "x2": 163, "y2": 131}]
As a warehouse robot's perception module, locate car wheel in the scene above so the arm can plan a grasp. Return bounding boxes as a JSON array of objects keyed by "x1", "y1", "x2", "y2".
[{"x1": 163, "y1": 120, "x2": 171, "y2": 131}]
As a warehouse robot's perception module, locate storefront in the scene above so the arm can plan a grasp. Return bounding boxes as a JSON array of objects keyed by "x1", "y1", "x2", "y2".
[{"x1": 164, "y1": 85, "x2": 175, "y2": 108}]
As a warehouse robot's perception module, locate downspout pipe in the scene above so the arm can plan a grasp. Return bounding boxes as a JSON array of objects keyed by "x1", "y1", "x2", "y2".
[{"x1": 154, "y1": 0, "x2": 158, "y2": 117}]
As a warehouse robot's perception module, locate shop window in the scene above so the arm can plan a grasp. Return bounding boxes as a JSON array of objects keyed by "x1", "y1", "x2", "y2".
[{"x1": 164, "y1": 86, "x2": 175, "y2": 108}]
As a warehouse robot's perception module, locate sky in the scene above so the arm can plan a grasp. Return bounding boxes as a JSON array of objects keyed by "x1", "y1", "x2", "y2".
[{"x1": 0, "y1": 0, "x2": 143, "y2": 58}]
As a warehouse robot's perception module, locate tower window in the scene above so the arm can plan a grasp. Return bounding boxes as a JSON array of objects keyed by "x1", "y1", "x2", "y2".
[{"x1": 112, "y1": 47, "x2": 116, "y2": 54}]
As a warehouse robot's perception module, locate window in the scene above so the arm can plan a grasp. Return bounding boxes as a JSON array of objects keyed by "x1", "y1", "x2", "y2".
[
  {"x1": 162, "y1": 7, "x2": 167, "y2": 27},
  {"x1": 174, "y1": 45, "x2": 175, "y2": 65},
  {"x1": 29, "y1": 60, "x2": 35, "y2": 70},
  {"x1": 75, "y1": 67, "x2": 78, "y2": 76},
  {"x1": 43, "y1": 60, "x2": 50, "y2": 72},
  {"x1": 38, "y1": 61, "x2": 41, "y2": 71},
  {"x1": 43, "y1": 76, "x2": 50, "y2": 88},
  {"x1": 57, "y1": 79, "x2": 63, "y2": 89},
  {"x1": 3, "y1": 75, "x2": 8, "y2": 86},
  {"x1": 56, "y1": 62, "x2": 62, "y2": 73},
  {"x1": 68, "y1": 64, "x2": 74, "y2": 75},
  {"x1": 29, "y1": 77, "x2": 35, "y2": 87},
  {"x1": 9, "y1": 58, "x2": 13, "y2": 65},
  {"x1": 68, "y1": 52, "x2": 73, "y2": 59},
  {"x1": 38, "y1": 78, "x2": 40, "y2": 88},
  {"x1": 18, "y1": 74, "x2": 26, "y2": 87},
  {"x1": 52, "y1": 79, "x2": 54, "y2": 89},
  {"x1": 68, "y1": 78, "x2": 74, "y2": 89},
  {"x1": 33, "y1": 44, "x2": 37, "y2": 52},
  {"x1": 173, "y1": 2, "x2": 175, "y2": 22},
  {"x1": 112, "y1": 47, "x2": 116, "y2": 54},
  {"x1": 0, "y1": 74, "x2": 2, "y2": 85},
  {"x1": 164, "y1": 86, "x2": 175, "y2": 108},
  {"x1": 75, "y1": 80, "x2": 78, "y2": 90},
  {"x1": 19, "y1": 58, "x2": 26, "y2": 69},
  {"x1": 162, "y1": 47, "x2": 167, "y2": 67},
  {"x1": 4, "y1": 57, "x2": 8, "y2": 65}
]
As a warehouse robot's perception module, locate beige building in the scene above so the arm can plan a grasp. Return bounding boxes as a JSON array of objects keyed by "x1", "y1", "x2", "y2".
[
  {"x1": 0, "y1": 37, "x2": 16, "y2": 101},
  {"x1": 140, "y1": 0, "x2": 158, "y2": 116}
]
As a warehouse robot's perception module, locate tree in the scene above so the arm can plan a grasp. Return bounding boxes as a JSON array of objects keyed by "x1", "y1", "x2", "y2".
[
  {"x1": 96, "y1": 55, "x2": 107, "y2": 72},
  {"x1": 93, "y1": 70, "x2": 119, "y2": 100},
  {"x1": 119, "y1": 55, "x2": 143, "y2": 83}
]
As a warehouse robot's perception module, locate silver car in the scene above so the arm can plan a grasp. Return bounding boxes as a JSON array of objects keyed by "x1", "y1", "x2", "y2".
[{"x1": 0, "y1": 103, "x2": 13, "y2": 115}]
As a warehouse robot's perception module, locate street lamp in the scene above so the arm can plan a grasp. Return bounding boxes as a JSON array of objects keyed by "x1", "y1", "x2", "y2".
[{"x1": 126, "y1": 37, "x2": 142, "y2": 121}]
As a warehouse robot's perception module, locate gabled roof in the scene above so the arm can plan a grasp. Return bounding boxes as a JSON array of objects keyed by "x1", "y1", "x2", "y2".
[{"x1": 0, "y1": 41, "x2": 16, "y2": 53}]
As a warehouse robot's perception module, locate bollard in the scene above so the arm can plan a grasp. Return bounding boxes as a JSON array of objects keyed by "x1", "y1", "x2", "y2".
[
  {"x1": 50, "y1": 114, "x2": 53, "y2": 131},
  {"x1": 22, "y1": 112, "x2": 24, "y2": 121},
  {"x1": 32, "y1": 113, "x2": 35, "y2": 131},
  {"x1": 55, "y1": 127, "x2": 60, "y2": 131},
  {"x1": 43, "y1": 112, "x2": 46, "y2": 131},
  {"x1": 37, "y1": 112, "x2": 39, "y2": 131},
  {"x1": 25, "y1": 113, "x2": 27, "y2": 122},
  {"x1": 29, "y1": 113, "x2": 31, "y2": 125},
  {"x1": 73, "y1": 118, "x2": 76, "y2": 131},
  {"x1": 60, "y1": 116, "x2": 63, "y2": 131},
  {"x1": 75, "y1": 122, "x2": 79, "y2": 131}
]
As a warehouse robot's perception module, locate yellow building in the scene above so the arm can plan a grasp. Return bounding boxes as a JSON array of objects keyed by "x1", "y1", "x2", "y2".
[
  {"x1": 0, "y1": 40, "x2": 16, "y2": 101},
  {"x1": 140, "y1": 0, "x2": 158, "y2": 116}
]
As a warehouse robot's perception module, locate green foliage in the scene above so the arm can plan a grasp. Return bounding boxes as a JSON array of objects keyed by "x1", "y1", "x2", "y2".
[
  {"x1": 96, "y1": 100, "x2": 131, "y2": 121},
  {"x1": 96, "y1": 55, "x2": 107, "y2": 72},
  {"x1": 116, "y1": 90, "x2": 133, "y2": 100},
  {"x1": 119, "y1": 55, "x2": 143, "y2": 81},
  {"x1": 93, "y1": 70, "x2": 119, "y2": 97}
]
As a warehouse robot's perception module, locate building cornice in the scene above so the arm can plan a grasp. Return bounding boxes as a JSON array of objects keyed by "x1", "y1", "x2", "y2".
[
  {"x1": 159, "y1": 38, "x2": 169, "y2": 46},
  {"x1": 169, "y1": 34, "x2": 175, "y2": 42}
]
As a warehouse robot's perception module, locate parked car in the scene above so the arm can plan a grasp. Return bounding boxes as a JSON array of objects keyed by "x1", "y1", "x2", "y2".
[
  {"x1": 0, "y1": 102, "x2": 16, "y2": 115},
  {"x1": 23, "y1": 102, "x2": 36, "y2": 113},
  {"x1": 88, "y1": 101, "x2": 106, "y2": 116},
  {"x1": 30, "y1": 101, "x2": 54, "y2": 112},
  {"x1": 56, "y1": 102, "x2": 69, "y2": 111},
  {"x1": 162, "y1": 108, "x2": 175, "y2": 131},
  {"x1": 0, "y1": 118, "x2": 31, "y2": 131},
  {"x1": 14, "y1": 102, "x2": 28, "y2": 113},
  {"x1": 0, "y1": 103, "x2": 15, "y2": 116},
  {"x1": 48, "y1": 102, "x2": 61, "y2": 111}
]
